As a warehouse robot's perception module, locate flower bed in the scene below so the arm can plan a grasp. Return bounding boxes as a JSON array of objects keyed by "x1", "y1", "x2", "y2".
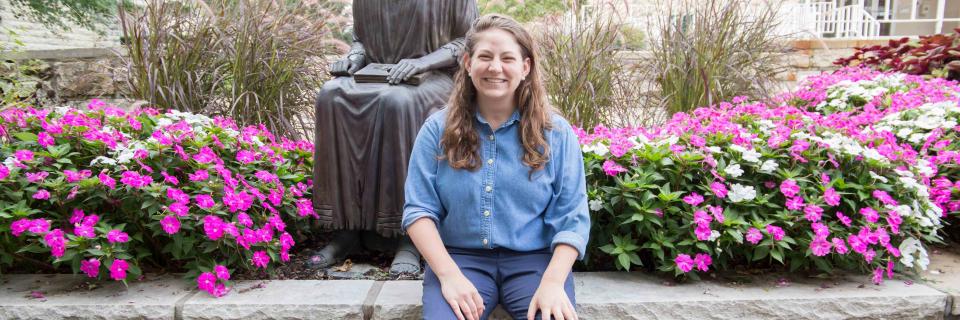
[
  {"x1": 579, "y1": 68, "x2": 956, "y2": 282},
  {"x1": 0, "y1": 100, "x2": 314, "y2": 297}
]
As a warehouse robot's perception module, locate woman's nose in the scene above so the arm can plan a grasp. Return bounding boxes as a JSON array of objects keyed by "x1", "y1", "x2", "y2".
[{"x1": 487, "y1": 60, "x2": 503, "y2": 72}]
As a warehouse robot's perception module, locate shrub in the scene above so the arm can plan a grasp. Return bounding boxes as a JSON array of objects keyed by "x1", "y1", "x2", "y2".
[
  {"x1": 834, "y1": 29, "x2": 960, "y2": 81},
  {"x1": 119, "y1": 0, "x2": 346, "y2": 141},
  {"x1": 579, "y1": 70, "x2": 947, "y2": 282},
  {"x1": 0, "y1": 100, "x2": 315, "y2": 297},
  {"x1": 643, "y1": 0, "x2": 788, "y2": 117}
]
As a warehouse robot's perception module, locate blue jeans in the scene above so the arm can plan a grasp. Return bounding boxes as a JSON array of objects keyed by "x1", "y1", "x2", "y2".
[{"x1": 422, "y1": 247, "x2": 576, "y2": 320}]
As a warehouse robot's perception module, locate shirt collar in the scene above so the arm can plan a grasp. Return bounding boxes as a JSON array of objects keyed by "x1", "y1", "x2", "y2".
[{"x1": 475, "y1": 109, "x2": 522, "y2": 129}]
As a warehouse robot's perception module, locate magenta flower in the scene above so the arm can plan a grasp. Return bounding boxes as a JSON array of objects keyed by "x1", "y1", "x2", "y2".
[
  {"x1": 872, "y1": 267, "x2": 883, "y2": 285},
  {"x1": 810, "y1": 222, "x2": 830, "y2": 238},
  {"x1": 109, "y1": 259, "x2": 129, "y2": 281},
  {"x1": 120, "y1": 171, "x2": 152, "y2": 189},
  {"x1": 167, "y1": 202, "x2": 189, "y2": 216},
  {"x1": 693, "y1": 253, "x2": 712, "y2": 272},
  {"x1": 236, "y1": 150, "x2": 256, "y2": 164},
  {"x1": 689, "y1": 135, "x2": 706, "y2": 147},
  {"x1": 836, "y1": 212, "x2": 852, "y2": 227},
  {"x1": 601, "y1": 160, "x2": 627, "y2": 176},
  {"x1": 296, "y1": 198, "x2": 317, "y2": 218},
  {"x1": 809, "y1": 238, "x2": 831, "y2": 256},
  {"x1": 0, "y1": 165, "x2": 9, "y2": 180},
  {"x1": 710, "y1": 182, "x2": 727, "y2": 199},
  {"x1": 26, "y1": 171, "x2": 48, "y2": 183},
  {"x1": 43, "y1": 229, "x2": 66, "y2": 258},
  {"x1": 69, "y1": 209, "x2": 85, "y2": 224},
  {"x1": 74, "y1": 225, "x2": 95, "y2": 238},
  {"x1": 695, "y1": 224, "x2": 713, "y2": 241},
  {"x1": 160, "y1": 215, "x2": 180, "y2": 235},
  {"x1": 785, "y1": 196, "x2": 804, "y2": 211},
  {"x1": 63, "y1": 169, "x2": 91, "y2": 183},
  {"x1": 189, "y1": 169, "x2": 209, "y2": 182},
  {"x1": 674, "y1": 254, "x2": 694, "y2": 273},
  {"x1": 11, "y1": 218, "x2": 31, "y2": 237},
  {"x1": 161, "y1": 171, "x2": 180, "y2": 185},
  {"x1": 14, "y1": 149, "x2": 34, "y2": 162},
  {"x1": 280, "y1": 232, "x2": 295, "y2": 251},
  {"x1": 98, "y1": 172, "x2": 116, "y2": 189},
  {"x1": 780, "y1": 179, "x2": 800, "y2": 198},
  {"x1": 683, "y1": 192, "x2": 704, "y2": 206},
  {"x1": 803, "y1": 204, "x2": 823, "y2": 222},
  {"x1": 32, "y1": 189, "x2": 51, "y2": 200},
  {"x1": 706, "y1": 205, "x2": 725, "y2": 223},
  {"x1": 80, "y1": 258, "x2": 100, "y2": 278},
  {"x1": 823, "y1": 188, "x2": 840, "y2": 206},
  {"x1": 106, "y1": 230, "x2": 130, "y2": 243},
  {"x1": 193, "y1": 147, "x2": 218, "y2": 164},
  {"x1": 745, "y1": 227, "x2": 763, "y2": 245},
  {"x1": 268, "y1": 189, "x2": 283, "y2": 206},
  {"x1": 693, "y1": 210, "x2": 712, "y2": 226},
  {"x1": 863, "y1": 249, "x2": 876, "y2": 263},
  {"x1": 765, "y1": 225, "x2": 785, "y2": 241},
  {"x1": 237, "y1": 212, "x2": 254, "y2": 227},
  {"x1": 859, "y1": 207, "x2": 879, "y2": 223},
  {"x1": 195, "y1": 194, "x2": 216, "y2": 209},
  {"x1": 166, "y1": 188, "x2": 190, "y2": 204},
  {"x1": 37, "y1": 131, "x2": 55, "y2": 148},
  {"x1": 214, "y1": 265, "x2": 230, "y2": 281},
  {"x1": 832, "y1": 237, "x2": 849, "y2": 254},
  {"x1": 197, "y1": 272, "x2": 217, "y2": 293},
  {"x1": 847, "y1": 235, "x2": 868, "y2": 254},
  {"x1": 872, "y1": 190, "x2": 898, "y2": 206},
  {"x1": 251, "y1": 251, "x2": 270, "y2": 269},
  {"x1": 203, "y1": 215, "x2": 225, "y2": 240}
]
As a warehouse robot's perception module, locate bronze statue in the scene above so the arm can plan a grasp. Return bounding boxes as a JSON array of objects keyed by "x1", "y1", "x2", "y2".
[{"x1": 312, "y1": 0, "x2": 478, "y2": 274}]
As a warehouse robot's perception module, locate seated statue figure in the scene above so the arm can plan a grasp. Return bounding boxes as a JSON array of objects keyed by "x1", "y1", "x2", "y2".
[{"x1": 311, "y1": 0, "x2": 478, "y2": 274}]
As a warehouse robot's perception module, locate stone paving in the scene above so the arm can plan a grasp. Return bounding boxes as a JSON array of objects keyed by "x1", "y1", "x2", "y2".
[{"x1": 4, "y1": 250, "x2": 960, "y2": 319}]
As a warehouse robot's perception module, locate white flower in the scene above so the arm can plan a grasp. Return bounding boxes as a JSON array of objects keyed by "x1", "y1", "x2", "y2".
[
  {"x1": 759, "y1": 160, "x2": 778, "y2": 174},
  {"x1": 861, "y1": 148, "x2": 885, "y2": 162},
  {"x1": 917, "y1": 159, "x2": 935, "y2": 178},
  {"x1": 708, "y1": 230, "x2": 721, "y2": 241},
  {"x1": 582, "y1": 142, "x2": 609, "y2": 156},
  {"x1": 3, "y1": 157, "x2": 16, "y2": 168},
  {"x1": 868, "y1": 171, "x2": 888, "y2": 183},
  {"x1": 156, "y1": 118, "x2": 173, "y2": 127},
  {"x1": 90, "y1": 156, "x2": 117, "y2": 166},
  {"x1": 706, "y1": 146, "x2": 722, "y2": 154},
  {"x1": 898, "y1": 237, "x2": 929, "y2": 270},
  {"x1": 741, "y1": 149, "x2": 761, "y2": 163},
  {"x1": 724, "y1": 163, "x2": 743, "y2": 178},
  {"x1": 589, "y1": 199, "x2": 603, "y2": 212},
  {"x1": 728, "y1": 183, "x2": 756, "y2": 203}
]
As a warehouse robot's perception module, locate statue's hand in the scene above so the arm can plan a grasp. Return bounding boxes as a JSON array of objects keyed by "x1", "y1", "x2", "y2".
[
  {"x1": 387, "y1": 58, "x2": 428, "y2": 85},
  {"x1": 329, "y1": 52, "x2": 366, "y2": 77}
]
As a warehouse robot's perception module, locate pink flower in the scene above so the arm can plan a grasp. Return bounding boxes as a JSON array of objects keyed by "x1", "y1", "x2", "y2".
[
  {"x1": 268, "y1": 189, "x2": 283, "y2": 206},
  {"x1": 872, "y1": 190, "x2": 898, "y2": 206},
  {"x1": 809, "y1": 238, "x2": 831, "y2": 256},
  {"x1": 195, "y1": 194, "x2": 216, "y2": 209},
  {"x1": 14, "y1": 149, "x2": 34, "y2": 162},
  {"x1": 106, "y1": 230, "x2": 130, "y2": 243},
  {"x1": 236, "y1": 150, "x2": 256, "y2": 164},
  {"x1": 707, "y1": 205, "x2": 725, "y2": 223},
  {"x1": 166, "y1": 188, "x2": 190, "y2": 204},
  {"x1": 810, "y1": 222, "x2": 830, "y2": 238},
  {"x1": 803, "y1": 204, "x2": 823, "y2": 222},
  {"x1": 280, "y1": 232, "x2": 295, "y2": 251},
  {"x1": 695, "y1": 224, "x2": 713, "y2": 241},
  {"x1": 785, "y1": 196, "x2": 804, "y2": 211},
  {"x1": 74, "y1": 225, "x2": 95, "y2": 238},
  {"x1": 766, "y1": 225, "x2": 785, "y2": 241},
  {"x1": 601, "y1": 160, "x2": 627, "y2": 176},
  {"x1": 836, "y1": 212, "x2": 852, "y2": 227},
  {"x1": 832, "y1": 237, "x2": 848, "y2": 254},
  {"x1": 189, "y1": 169, "x2": 209, "y2": 182},
  {"x1": 683, "y1": 192, "x2": 704, "y2": 206},
  {"x1": 693, "y1": 210, "x2": 712, "y2": 226},
  {"x1": 37, "y1": 132, "x2": 55, "y2": 148},
  {"x1": 160, "y1": 215, "x2": 180, "y2": 235},
  {"x1": 863, "y1": 249, "x2": 876, "y2": 263},
  {"x1": 33, "y1": 189, "x2": 51, "y2": 200},
  {"x1": 109, "y1": 259, "x2": 129, "y2": 280},
  {"x1": 43, "y1": 229, "x2": 66, "y2": 258},
  {"x1": 214, "y1": 265, "x2": 230, "y2": 281},
  {"x1": 689, "y1": 135, "x2": 706, "y2": 147},
  {"x1": 746, "y1": 227, "x2": 763, "y2": 244},
  {"x1": 98, "y1": 172, "x2": 116, "y2": 189},
  {"x1": 887, "y1": 260, "x2": 895, "y2": 279},
  {"x1": 11, "y1": 218, "x2": 31, "y2": 236},
  {"x1": 251, "y1": 251, "x2": 270, "y2": 269},
  {"x1": 296, "y1": 198, "x2": 317, "y2": 218},
  {"x1": 69, "y1": 209, "x2": 85, "y2": 224},
  {"x1": 0, "y1": 165, "x2": 9, "y2": 180},
  {"x1": 693, "y1": 253, "x2": 712, "y2": 272},
  {"x1": 847, "y1": 235, "x2": 868, "y2": 254},
  {"x1": 872, "y1": 267, "x2": 883, "y2": 285},
  {"x1": 161, "y1": 171, "x2": 180, "y2": 185},
  {"x1": 780, "y1": 179, "x2": 800, "y2": 198},
  {"x1": 80, "y1": 258, "x2": 100, "y2": 278},
  {"x1": 237, "y1": 212, "x2": 254, "y2": 227},
  {"x1": 859, "y1": 207, "x2": 879, "y2": 223},
  {"x1": 674, "y1": 254, "x2": 694, "y2": 273},
  {"x1": 203, "y1": 215, "x2": 225, "y2": 241},
  {"x1": 120, "y1": 171, "x2": 152, "y2": 189},
  {"x1": 26, "y1": 171, "x2": 48, "y2": 183},
  {"x1": 823, "y1": 188, "x2": 840, "y2": 206},
  {"x1": 167, "y1": 202, "x2": 189, "y2": 216},
  {"x1": 193, "y1": 147, "x2": 218, "y2": 164},
  {"x1": 63, "y1": 169, "x2": 91, "y2": 183},
  {"x1": 29, "y1": 219, "x2": 51, "y2": 234},
  {"x1": 710, "y1": 182, "x2": 727, "y2": 198},
  {"x1": 197, "y1": 272, "x2": 217, "y2": 293}
]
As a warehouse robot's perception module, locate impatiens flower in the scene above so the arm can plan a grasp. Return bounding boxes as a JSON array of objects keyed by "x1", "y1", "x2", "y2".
[
  {"x1": 872, "y1": 190, "x2": 898, "y2": 206},
  {"x1": 803, "y1": 204, "x2": 823, "y2": 222},
  {"x1": 26, "y1": 171, "x2": 48, "y2": 183},
  {"x1": 863, "y1": 249, "x2": 876, "y2": 263},
  {"x1": 832, "y1": 237, "x2": 849, "y2": 254},
  {"x1": 236, "y1": 150, "x2": 256, "y2": 164},
  {"x1": 195, "y1": 194, "x2": 216, "y2": 209},
  {"x1": 189, "y1": 170, "x2": 210, "y2": 182},
  {"x1": 251, "y1": 251, "x2": 269, "y2": 269},
  {"x1": 33, "y1": 189, "x2": 51, "y2": 200},
  {"x1": 107, "y1": 230, "x2": 130, "y2": 243},
  {"x1": 69, "y1": 209, "x2": 85, "y2": 224},
  {"x1": 766, "y1": 225, "x2": 785, "y2": 241},
  {"x1": 836, "y1": 212, "x2": 852, "y2": 227},
  {"x1": 167, "y1": 202, "x2": 189, "y2": 216},
  {"x1": 588, "y1": 199, "x2": 603, "y2": 211},
  {"x1": 693, "y1": 210, "x2": 712, "y2": 225},
  {"x1": 197, "y1": 272, "x2": 217, "y2": 293},
  {"x1": 693, "y1": 253, "x2": 712, "y2": 272},
  {"x1": 74, "y1": 225, "x2": 95, "y2": 238},
  {"x1": 11, "y1": 218, "x2": 31, "y2": 236},
  {"x1": 710, "y1": 182, "x2": 727, "y2": 198},
  {"x1": 811, "y1": 222, "x2": 830, "y2": 238},
  {"x1": 98, "y1": 172, "x2": 116, "y2": 189},
  {"x1": 14, "y1": 149, "x2": 34, "y2": 162},
  {"x1": 0, "y1": 165, "x2": 9, "y2": 180},
  {"x1": 745, "y1": 227, "x2": 763, "y2": 244},
  {"x1": 37, "y1": 131, "x2": 54, "y2": 147},
  {"x1": 43, "y1": 229, "x2": 66, "y2": 258},
  {"x1": 723, "y1": 163, "x2": 743, "y2": 178},
  {"x1": 785, "y1": 196, "x2": 804, "y2": 211},
  {"x1": 683, "y1": 192, "x2": 704, "y2": 206},
  {"x1": 109, "y1": 260, "x2": 129, "y2": 281},
  {"x1": 193, "y1": 147, "x2": 218, "y2": 164},
  {"x1": 823, "y1": 188, "x2": 840, "y2": 206},
  {"x1": 809, "y1": 238, "x2": 832, "y2": 256},
  {"x1": 601, "y1": 160, "x2": 627, "y2": 176},
  {"x1": 296, "y1": 198, "x2": 317, "y2": 218},
  {"x1": 707, "y1": 205, "x2": 724, "y2": 223},
  {"x1": 160, "y1": 215, "x2": 180, "y2": 235},
  {"x1": 161, "y1": 171, "x2": 180, "y2": 185},
  {"x1": 166, "y1": 188, "x2": 190, "y2": 204},
  {"x1": 674, "y1": 254, "x2": 694, "y2": 273},
  {"x1": 780, "y1": 179, "x2": 800, "y2": 198},
  {"x1": 859, "y1": 207, "x2": 880, "y2": 223},
  {"x1": 695, "y1": 224, "x2": 713, "y2": 241},
  {"x1": 214, "y1": 265, "x2": 230, "y2": 281},
  {"x1": 80, "y1": 258, "x2": 100, "y2": 278},
  {"x1": 120, "y1": 171, "x2": 153, "y2": 189},
  {"x1": 203, "y1": 215, "x2": 225, "y2": 241},
  {"x1": 872, "y1": 267, "x2": 883, "y2": 285},
  {"x1": 847, "y1": 235, "x2": 868, "y2": 254},
  {"x1": 727, "y1": 184, "x2": 756, "y2": 203}
]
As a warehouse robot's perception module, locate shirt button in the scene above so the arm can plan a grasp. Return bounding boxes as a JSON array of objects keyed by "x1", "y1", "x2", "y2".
[
  {"x1": 486, "y1": 159, "x2": 494, "y2": 165},
  {"x1": 485, "y1": 185, "x2": 492, "y2": 192},
  {"x1": 488, "y1": 135, "x2": 495, "y2": 141},
  {"x1": 482, "y1": 238, "x2": 489, "y2": 245},
  {"x1": 483, "y1": 210, "x2": 491, "y2": 217}
]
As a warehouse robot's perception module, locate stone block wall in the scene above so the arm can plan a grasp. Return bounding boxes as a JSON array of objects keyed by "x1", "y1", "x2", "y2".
[{"x1": 0, "y1": 0, "x2": 123, "y2": 51}]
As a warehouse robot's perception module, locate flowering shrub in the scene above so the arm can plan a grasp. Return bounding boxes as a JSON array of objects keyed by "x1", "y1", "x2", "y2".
[
  {"x1": 834, "y1": 29, "x2": 960, "y2": 81},
  {"x1": 0, "y1": 100, "x2": 314, "y2": 297},
  {"x1": 579, "y1": 71, "x2": 946, "y2": 282}
]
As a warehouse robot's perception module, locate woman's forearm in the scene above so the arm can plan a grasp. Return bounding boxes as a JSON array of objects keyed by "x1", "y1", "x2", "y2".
[
  {"x1": 407, "y1": 218, "x2": 461, "y2": 278},
  {"x1": 541, "y1": 244, "x2": 578, "y2": 284}
]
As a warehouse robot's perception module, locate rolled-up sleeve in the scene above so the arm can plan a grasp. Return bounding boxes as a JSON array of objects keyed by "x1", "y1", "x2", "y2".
[
  {"x1": 545, "y1": 120, "x2": 591, "y2": 260},
  {"x1": 402, "y1": 115, "x2": 445, "y2": 231}
]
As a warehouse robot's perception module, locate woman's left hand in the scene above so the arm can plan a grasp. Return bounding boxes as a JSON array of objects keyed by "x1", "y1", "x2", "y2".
[{"x1": 526, "y1": 281, "x2": 578, "y2": 320}]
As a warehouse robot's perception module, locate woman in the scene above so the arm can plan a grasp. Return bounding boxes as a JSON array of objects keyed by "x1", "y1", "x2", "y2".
[{"x1": 402, "y1": 14, "x2": 590, "y2": 320}]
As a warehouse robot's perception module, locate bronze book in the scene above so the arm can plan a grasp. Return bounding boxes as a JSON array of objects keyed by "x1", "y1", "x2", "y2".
[{"x1": 353, "y1": 63, "x2": 425, "y2": 86}]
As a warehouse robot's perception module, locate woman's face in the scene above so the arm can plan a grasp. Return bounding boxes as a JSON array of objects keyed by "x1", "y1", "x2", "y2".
[{"x1": 465, "y1": 28, "x2": 530, "y2": 106}]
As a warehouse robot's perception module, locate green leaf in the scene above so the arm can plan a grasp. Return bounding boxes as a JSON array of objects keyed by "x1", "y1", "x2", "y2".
[
  {"x1": 617, "y1": 253, "x2": 631, "y2": 271},
  {"x1": 771, "y1": 249, "x2": 784, "y2": 264},
  {"x1": 726, "y1": 229, "x2": 743, "y2": 244},
  {"x1": 13, "y1": 132, "x2": 38, "y2": 142}
]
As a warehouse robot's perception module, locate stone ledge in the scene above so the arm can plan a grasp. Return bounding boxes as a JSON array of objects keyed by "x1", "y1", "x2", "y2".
[
  {"x1": 2, "y1": 47, "x2": 123, "y2": 61},
  {"x1": 0, "y1": 271, "x2": 951, "y2": 320}
]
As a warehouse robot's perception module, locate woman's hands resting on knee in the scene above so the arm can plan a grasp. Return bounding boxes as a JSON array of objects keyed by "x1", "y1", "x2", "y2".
[
  {"x1": 407, "y1": 218, "x2": 485, "y2": 320},
  {"x1": 527, "y1": 245, "x2": 579, "y2": 320}
]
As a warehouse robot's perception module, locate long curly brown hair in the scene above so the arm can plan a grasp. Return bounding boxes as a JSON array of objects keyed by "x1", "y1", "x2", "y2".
[{"x1": 441, "y1": 14, "x2": 553, "y2": 175}]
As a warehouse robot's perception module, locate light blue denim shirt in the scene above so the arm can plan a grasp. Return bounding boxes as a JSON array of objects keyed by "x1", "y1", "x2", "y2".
[{"x1": 401, "y1": 108, "x2": 590, "y2": 259}]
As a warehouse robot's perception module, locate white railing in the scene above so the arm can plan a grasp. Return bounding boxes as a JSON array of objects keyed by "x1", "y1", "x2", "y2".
[
  {"x1": 833, "y1": 5, "x2": 881, "y2": 38},
  {"x1": 794, "y1": 0, "x2": 960, "y2": 39}
]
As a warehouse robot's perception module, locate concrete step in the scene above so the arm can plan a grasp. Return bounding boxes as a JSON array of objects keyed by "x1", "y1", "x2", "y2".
[{"x1": 1, "y1": 268, "x2": 953, "y2": 320}]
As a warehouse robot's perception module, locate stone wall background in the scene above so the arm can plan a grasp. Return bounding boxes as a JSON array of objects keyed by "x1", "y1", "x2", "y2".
[{"x1": 0, "y1": 0, "x2": 124, "y2": 51}]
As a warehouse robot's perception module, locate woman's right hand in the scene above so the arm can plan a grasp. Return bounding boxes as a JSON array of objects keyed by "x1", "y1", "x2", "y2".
[
  {"x1": 438, "y1": 272, "x2": 485, "y2": 320},
  {"x1": 329, "y1": 52, "x2": 365, "y2": 76}
]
